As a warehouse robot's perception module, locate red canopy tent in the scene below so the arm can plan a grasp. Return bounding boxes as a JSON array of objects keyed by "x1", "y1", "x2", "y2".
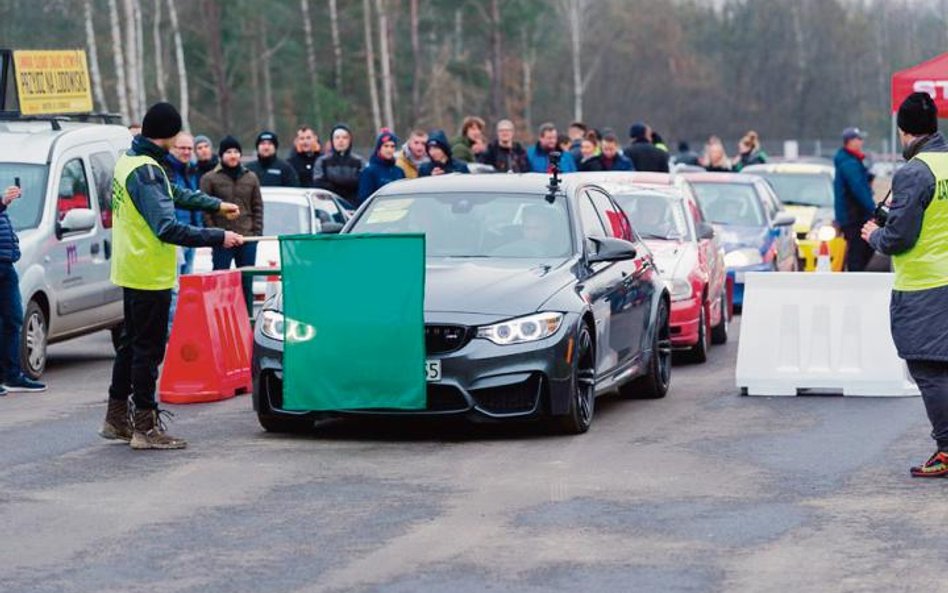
[{"x1": 890, "y1": 53, "x2": 948, "y2": 157}]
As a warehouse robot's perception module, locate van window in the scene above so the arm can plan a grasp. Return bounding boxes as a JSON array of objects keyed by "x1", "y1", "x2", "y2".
[
  {"x1": 90, "y1": 152, "x2": 116, "y2": 228},
  {"x1": 58, "y1": 159, "x2": 91, "y2": 222},
  {"x1": 0, "y1": 164, "x2": 48, "y2": 230}
]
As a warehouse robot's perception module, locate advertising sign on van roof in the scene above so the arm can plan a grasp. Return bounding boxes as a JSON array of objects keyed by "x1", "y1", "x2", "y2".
[{"x1": 12, "y1": 50, "x2": 93, "y2": 116}]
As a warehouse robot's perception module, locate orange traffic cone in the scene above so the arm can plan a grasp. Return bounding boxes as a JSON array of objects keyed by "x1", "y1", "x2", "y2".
[{"x1": 816, "y1": 241, "x2": 832, "y2": 272}]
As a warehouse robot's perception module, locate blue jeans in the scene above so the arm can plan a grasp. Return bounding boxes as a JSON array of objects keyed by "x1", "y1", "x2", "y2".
[
  {"x1": 212, "y1": 243, "x2": 258, "y2": 313},
  {"x1": 0, "y1": 262, "x2": 24, "y2": 382}
]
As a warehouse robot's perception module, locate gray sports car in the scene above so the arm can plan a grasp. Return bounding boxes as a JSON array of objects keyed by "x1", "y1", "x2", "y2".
[{"x1": 252, "y1": 173, "x2": 671, "y2": 434}]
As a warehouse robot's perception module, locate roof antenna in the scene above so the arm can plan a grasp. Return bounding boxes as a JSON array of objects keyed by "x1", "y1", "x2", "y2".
[{"x1": 545, "y1": 151, "x2": 562, "y2": 203}]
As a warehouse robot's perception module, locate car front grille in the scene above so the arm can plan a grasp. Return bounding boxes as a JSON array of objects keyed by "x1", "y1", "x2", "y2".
[
  {"x1": 425, "y1": 324, "x2": 472, "y2": 355},
  {"x1": 471, "y1": 374, "x2": 542, "y2": 415},
  {"x1": 426, "y1": 384, "x2": 470, "y2": 412}
]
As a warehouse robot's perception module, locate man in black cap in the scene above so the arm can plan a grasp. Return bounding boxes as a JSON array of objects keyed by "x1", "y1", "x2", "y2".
[
  {"x1": 862, "y1": 91, "x2": 948, "y2": 478},
  {"x1": 103, "y1": 102, "x2": 243, "y2": 450},
  {"x1": 834, "y1": 126, "x2": 876, "y2": 271},
  {"x1": 313, "y1": 124, "x2": 365, "y2": 204},
  {"x1": 623, "y1": 122, "x2": 669, "y2": 172},
  {"x1": 247, "y1": 131, "x2": 299, "y2": 187}
]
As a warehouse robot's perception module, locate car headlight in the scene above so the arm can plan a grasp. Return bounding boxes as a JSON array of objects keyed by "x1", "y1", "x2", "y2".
[
  {"x1": 259, "y1": 309, "x2": 285, "y2": 341},
  {"x1": 477, "y1": 312, "x2": 564, "y2": 346},
  {"x1": 724, "y1": 248, "x2": 764, "y2": 268},
  {"x1": 665, "y1": 278, "x2": 694, "y2": 302},
  {"x1": 807, "y1": 224, "x2": 837, "y2": 242}
]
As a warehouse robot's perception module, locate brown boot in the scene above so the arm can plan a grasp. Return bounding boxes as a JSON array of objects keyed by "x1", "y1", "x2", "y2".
[
  {"x1": 99, "y1": 398, "x2": 132, "y2": 441},
  {"x1": 130, "y1": 408, "x2": 187, "y2": 450}
]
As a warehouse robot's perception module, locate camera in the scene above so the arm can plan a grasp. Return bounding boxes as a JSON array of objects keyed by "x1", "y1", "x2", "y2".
[{"x1": 873, "y1": 202, "x2": 890, "y2": 226}]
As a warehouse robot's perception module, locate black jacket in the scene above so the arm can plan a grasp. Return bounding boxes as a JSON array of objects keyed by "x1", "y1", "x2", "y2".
[
  {"x1": 313, "y1": 150, "x2": 366, "y2": 202},
  {"x1": 868, "y1": 132, "x2": 948, "y2": 361},
  {"x1": 624, "y1": 139, "x2": 670, "y2": 173},
  {"x1": 287, "y1": 150, "x2": 319, "y2": 188},
  {"x1": 579, "y1": 155, "x2": 605, "y2": 172},
  {"x1": 478, "y1": 140, "x2": 529, "y2": 173},
  {"x1": 247, "y1": 155, "x2": 300, "y2": 187}
]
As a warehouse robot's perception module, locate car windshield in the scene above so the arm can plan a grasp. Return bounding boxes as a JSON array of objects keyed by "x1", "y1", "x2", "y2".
[
  {"x1": 350, "y1": 193, "x2": 573, "y2": 258},
  {"x1": 691, "y1": 182, "x2": 764, "y2": 227},
  {"x1": 0, "y1": 164, "x2": 49, "y2": 231},
  {"x1": 263, "y1": 201, "x2": 312, "y2": 236},
  {"x1": 756, "y1": 173, "x2": 833, "y2": 207},
  {"x1": 312, "y1": 194, "x2": 346, "y2": 225},
  {"x1": 612, "y1": 192, "x2": 692, "y2": 241}
]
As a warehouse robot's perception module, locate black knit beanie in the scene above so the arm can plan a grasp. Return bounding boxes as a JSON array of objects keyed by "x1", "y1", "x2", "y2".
[
  {"x1": 897, "y1": 92, "x2": 938, "y2": 136},
  {"x1": 218, "y1": 135, "x2": 242, "y2": 157},
  {"x1": 256, "y1": 131, "x2": 278, "y2": 150},
  {"x1": 141, "y1": 102, "x2": 183, "y2": 139}
]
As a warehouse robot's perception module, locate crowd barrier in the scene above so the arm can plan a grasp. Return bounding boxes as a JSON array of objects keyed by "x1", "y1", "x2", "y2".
[
  {"x1": 736, "y1": 272, "x2": 919, "y2": 397},
  {"x1": 159, "y1": 270, "x2": 253, "y2": 404}
]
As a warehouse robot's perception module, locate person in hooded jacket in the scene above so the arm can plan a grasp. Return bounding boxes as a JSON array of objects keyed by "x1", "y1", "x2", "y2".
[
  {"x1": 247, "y1": 131, "x2": 299, "y2": 187},
  {"x1": 200, "y1": 136, "x2": 263, "y2": 312},
  {"x1": 419, "y1": 131, "x2": 470, "y2": 176},
  {"x1": 396, "y1": 129, "x2": 429, "y2": 179},
  {"x1": 358, "y1": 130, "x2": 406, "y2": 204},
  {"x1": 313, "y1": 124, "x2": 366, "y2": 203},
  {"x1": 624, "y1": 122, "x2": 669, "y2": 172}
]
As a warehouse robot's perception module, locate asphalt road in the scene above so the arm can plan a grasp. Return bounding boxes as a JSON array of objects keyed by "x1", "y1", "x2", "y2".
[{"x1": 1, "y1": 321, "x2": 945, "y2": 593}]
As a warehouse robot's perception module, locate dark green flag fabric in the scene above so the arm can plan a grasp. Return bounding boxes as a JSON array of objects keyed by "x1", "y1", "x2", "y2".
[{"x1": 280, "y1": 234, "x2": 426, "y2": 411}]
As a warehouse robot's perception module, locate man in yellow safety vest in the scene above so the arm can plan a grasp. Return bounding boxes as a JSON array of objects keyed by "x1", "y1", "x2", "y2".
[
  {"x1": 102, "y1": 102, "x2": 243, "y2": 450},
  {"x1": 863, "y1": 91, "x2": 948, "y2": 478}
]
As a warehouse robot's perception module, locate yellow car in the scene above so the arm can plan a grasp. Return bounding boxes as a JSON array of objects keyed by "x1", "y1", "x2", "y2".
[{"x1": 741, "y1": 163, "x2": 846, "y2": 271}]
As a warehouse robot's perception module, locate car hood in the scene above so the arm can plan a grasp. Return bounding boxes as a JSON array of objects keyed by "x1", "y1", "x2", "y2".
[
  {"x1": 425, "y1": 257, "x2": 576, "y2": 318},
  {"x1": 714, "y1": 224, "x2": 768, "y2": 252},
  {"x1": 643, "y1": 239, "x2": 693, "y2": 279}
]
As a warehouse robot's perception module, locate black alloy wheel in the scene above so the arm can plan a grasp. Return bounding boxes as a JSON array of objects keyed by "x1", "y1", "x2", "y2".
[
  {"x1": 554, "y1": 324, "x2": 595, "y2": 434},
  {"x1": 622, "y1": 298, "x2": 671, "y2": 399}
]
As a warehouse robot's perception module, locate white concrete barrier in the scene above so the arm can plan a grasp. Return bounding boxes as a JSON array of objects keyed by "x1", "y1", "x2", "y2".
[{"x1": 736, "y1": 273, "x2": 919, "y2": 397}]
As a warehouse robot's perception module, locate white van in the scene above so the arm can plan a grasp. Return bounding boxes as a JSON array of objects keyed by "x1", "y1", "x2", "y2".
[{"x1": 0, "y1": 119, "x2": 131, "y2": 378}]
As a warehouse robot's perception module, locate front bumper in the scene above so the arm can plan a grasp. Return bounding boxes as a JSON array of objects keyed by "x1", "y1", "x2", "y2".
[
  {"x1": 669, "y1": 295, "x2": 702, "y2": 347},
  {"x1": 252, "y1": 314, "x2": 581, "y2": 421}
]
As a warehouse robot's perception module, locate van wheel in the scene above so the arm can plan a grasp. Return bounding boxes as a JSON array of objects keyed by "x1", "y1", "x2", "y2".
[{"x1": 20, "y1": 301, "x2": 48, "y2": 380}]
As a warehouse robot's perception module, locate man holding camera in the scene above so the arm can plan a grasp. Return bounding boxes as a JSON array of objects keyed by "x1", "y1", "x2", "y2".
[{"x1": 862, "y1": 92, "x2": 948, "y2": 478}]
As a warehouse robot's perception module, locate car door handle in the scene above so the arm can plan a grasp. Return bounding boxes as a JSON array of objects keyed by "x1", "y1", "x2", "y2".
[{"x1": 91, "y1": 243, "x2": 100, "y2": 255}]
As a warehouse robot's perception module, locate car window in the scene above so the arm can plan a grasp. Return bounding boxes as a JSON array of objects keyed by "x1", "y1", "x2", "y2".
[
  {"x1": 579, "y1": 193, "x2": 607, "y2": 239},
  {"x1": 351, "y1": 193, "x2": 572, "y2": 258},
  {"x1": 612, "y1": 191, "x2": 691, "y2": 241},
  {"x1": 312, "y1": 193, "x2": 346, "y2": 225},
  {"x1": 758, "y1": 183, "x2": 780, "y2": 221},
  {"x1": 691, "y1": 182, "x2": 765, "y2": 227},
  {"x1": 264, "y1": 201, "x2": 313, "y2": 236},
  {"x1": 0, "y1": 163, "x2": 48, "y2": 231},
  {"x1": 757, "y1": 173, "x2": 833, "y2": 208},
  {"x1": 57, "y1": 158, "x2": 91, "y2": 222},
  {"x1": 587, "y1": 189, "x2": 632, "y2": 241},
  {"x1": 89, "y1": 152, "x2": 115, "y2": 228}
]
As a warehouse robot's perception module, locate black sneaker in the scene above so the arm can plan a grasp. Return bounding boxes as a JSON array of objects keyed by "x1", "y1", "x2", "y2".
[{"x1": 3, "y1": 375, "x2": 47, "y2": 393}]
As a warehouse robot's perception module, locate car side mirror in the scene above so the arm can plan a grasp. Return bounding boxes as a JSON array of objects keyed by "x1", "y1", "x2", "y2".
[
  {"x1": 773, "y1": 212, "x2": 796, "y2": 227},
  {"x1": 697, "y1": 222, "x2": 716, "y2": 240},
  {"x1": 587, "y1": 236, "x2": 637, "y2": 263},
  {"x1": 319, "y1": 222, "x2": 343, "y2": 235},
  {"x1": 56, "y1": 207, "x2": 97, "y2": 239}
]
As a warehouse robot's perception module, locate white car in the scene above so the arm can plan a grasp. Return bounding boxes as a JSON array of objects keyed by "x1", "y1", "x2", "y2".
[
  {"x1": 1, "y1": 118, "x2": 131, "y2": 378},
  {"x1": 192, "y1": 187, "x2": 349, "y2": 308}
]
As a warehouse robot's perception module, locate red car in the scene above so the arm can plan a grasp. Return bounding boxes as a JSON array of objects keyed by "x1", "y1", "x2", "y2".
[{"x1": 570, "y1": 172, "x2": 731, "y2": 362}]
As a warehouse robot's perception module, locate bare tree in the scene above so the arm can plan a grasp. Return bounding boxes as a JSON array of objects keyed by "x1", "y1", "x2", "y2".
[
  {"x1": 107, "y1": 0, "x2": 130, "y2": 123},
  {"x1": 300, "y1": 0, "x2": 322, "y2": 127},
  {"x1": 329, "y1": 0, "x2": 343, "y2": 90},
  {"x1": 121, "y1": 0, "x2": 139, "y2": 120},
  {"x1": 134, "y1": 0, "x2": 146, "y2": 115},
  {"x1": 410, "y1": 0, "x2": 421, "y2": 124},
  {"x1": 84, "y1": 0, "x2": 108, "y2": 113},
  {"x1": 565, "y1": 0, "x2": 584, "y2": 121},
  {"x1": 152, "y1": 0, "x2": 167, "y2": 100},
  {"x1": 376, "y1": 0, "x2": 395, "y2": 130},
  {"x1": 362, "y1": 0, "x2": 382, "y2": 131},
  {"x1": 489, "y1": 0, "x2": 503, "y2": 121},
  {"x1": 201, "y1": 0, "x2": 232, "y2": 132},
  {"x1": 166, "y1": 0, "x2": 189, "y2": 130},
  {"x1": 453, "y1": 8, "x2": 463, "y2": 117},
  {"x1": 259, "y1": 16, "x2": 276, "y2": 131}
]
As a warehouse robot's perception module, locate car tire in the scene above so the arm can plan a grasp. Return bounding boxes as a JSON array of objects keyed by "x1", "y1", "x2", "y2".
[
  {"x1": 711, "y1": 289, "x2": 729, "y2": 345},
  {"x1": 621, "y1": 298, "x2": 671, "y2": 399},
  {"x1": 552, "y1": 324, "x2": 595, "y2": 435},
  {"x1": 20, "y1": 300, "x2": 48, "y2": 380},
  {"x1": 684, "y1": 303, "x2": 709, "y2": 363}
]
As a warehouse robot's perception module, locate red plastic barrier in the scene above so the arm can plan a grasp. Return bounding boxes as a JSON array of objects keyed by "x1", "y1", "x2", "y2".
[{"x1": 159, "y1": 270, "x2": 252, "y2": 404}]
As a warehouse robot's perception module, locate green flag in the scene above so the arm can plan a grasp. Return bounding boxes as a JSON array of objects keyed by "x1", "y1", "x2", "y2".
[{"x1": 280, "y1": 234, "x2": 426, "y2": 411}]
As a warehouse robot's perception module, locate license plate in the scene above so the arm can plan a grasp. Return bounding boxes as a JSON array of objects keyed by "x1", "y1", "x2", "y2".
[{"x1": 425, "y1": 360, "x2": 442, "y2": 382}]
